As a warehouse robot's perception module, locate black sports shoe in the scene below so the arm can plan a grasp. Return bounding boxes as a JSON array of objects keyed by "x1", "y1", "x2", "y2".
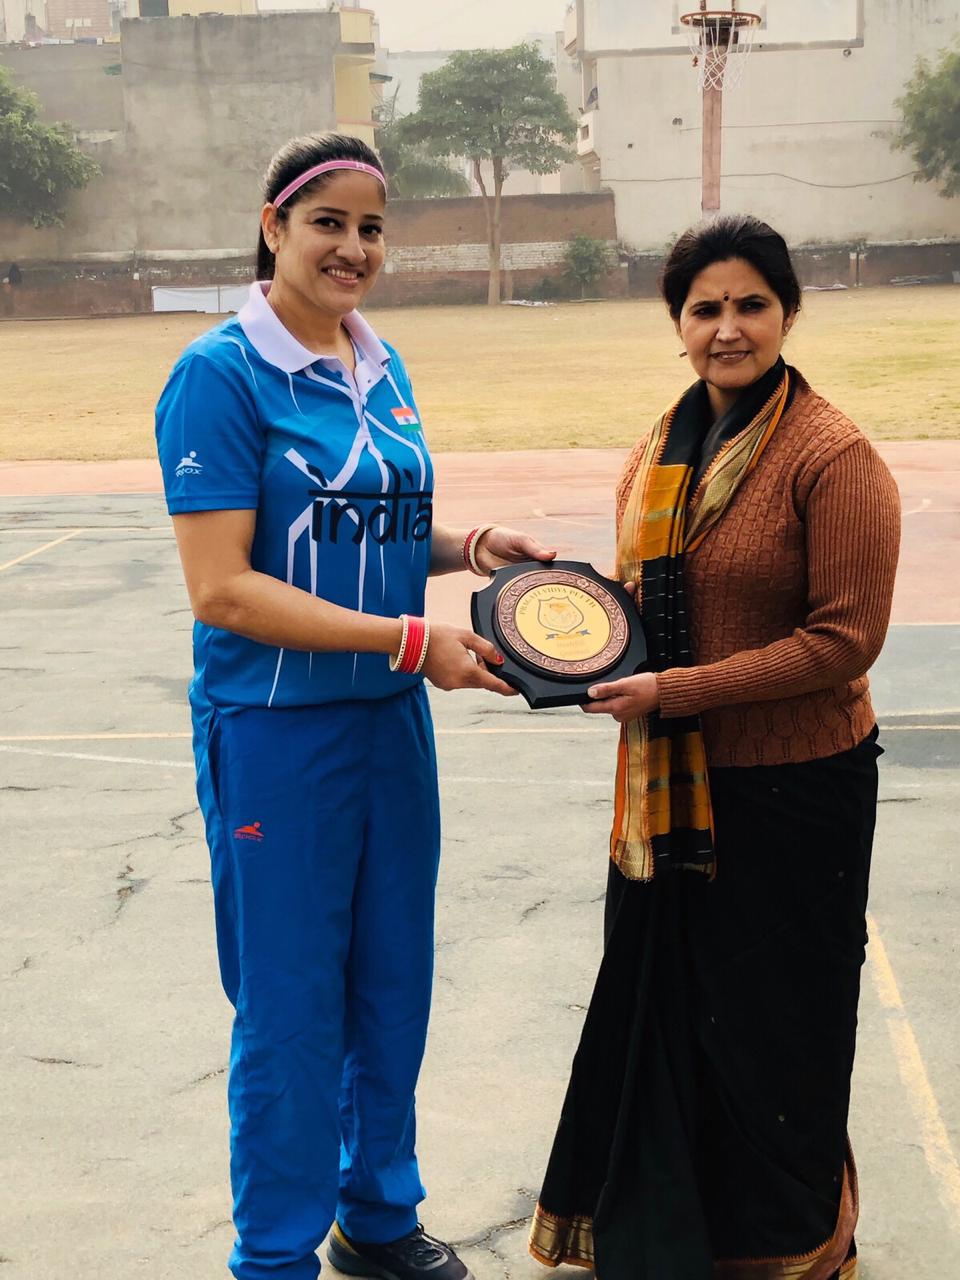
[{"x1": 327, "y1": 1222, "x2": 474, "y2": 1280}]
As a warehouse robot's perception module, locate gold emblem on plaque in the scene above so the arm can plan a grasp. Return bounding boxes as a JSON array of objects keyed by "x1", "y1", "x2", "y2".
[
  {"x1": 536, "y1": 595, "x2": 584, "y2": 635},
  {"x1": 495, "y1": 571, "x2": 629, "y2": 678},
  {"x1": 517, "y1": 586, "x2": 610, "y2": 662}
]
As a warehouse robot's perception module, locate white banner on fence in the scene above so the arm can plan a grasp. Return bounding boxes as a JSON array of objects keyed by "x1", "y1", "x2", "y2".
[{"x1": 152, "y1": 286, "x2": 247, "y2": 314}]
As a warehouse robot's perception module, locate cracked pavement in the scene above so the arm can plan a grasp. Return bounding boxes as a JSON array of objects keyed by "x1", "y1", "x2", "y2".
[{"x1": 1, "y1": 477, "x2": 959, "y2": 1279}]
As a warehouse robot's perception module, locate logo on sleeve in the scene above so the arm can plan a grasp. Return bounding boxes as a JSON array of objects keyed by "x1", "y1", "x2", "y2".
[
  {"x1": 175, "y1": 450, "x2": 203, "y2": 477},
  {"x1": 390, "y1": 406, "x2": 420, "y2": 431}
]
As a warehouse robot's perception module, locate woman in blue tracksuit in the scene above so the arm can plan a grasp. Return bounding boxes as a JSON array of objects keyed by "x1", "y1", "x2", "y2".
[{"x1": 156, "y1": 132, "x2": 554, "y2": 1280}]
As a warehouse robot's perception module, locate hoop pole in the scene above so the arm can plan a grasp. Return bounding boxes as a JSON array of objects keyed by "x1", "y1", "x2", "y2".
[{"x1": 701, "y1": 78, "x2": 723, "y2": 213}]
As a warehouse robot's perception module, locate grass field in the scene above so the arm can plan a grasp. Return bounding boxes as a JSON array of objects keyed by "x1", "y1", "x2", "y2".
[{"x1": 3, "y1": 286, "x2": 958, "y2": 461}]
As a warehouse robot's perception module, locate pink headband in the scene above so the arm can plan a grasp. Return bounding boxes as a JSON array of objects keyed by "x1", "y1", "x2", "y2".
[{"x1": 272, "y1": 160, "x2": 387, "y2": 209}]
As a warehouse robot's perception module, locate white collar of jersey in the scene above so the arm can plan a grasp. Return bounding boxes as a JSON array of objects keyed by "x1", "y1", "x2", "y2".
[{"x1": 238, "y1": 281, "x2": 391, "y2": 375}]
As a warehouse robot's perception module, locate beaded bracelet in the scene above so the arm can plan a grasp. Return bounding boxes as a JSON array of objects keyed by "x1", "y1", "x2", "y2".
[
  {"x1": 389, "y1": 614, "x2": 430, "y2": 675},
  {"x1": 463, "y1": 524, "x2": 497, "y2": 576}
]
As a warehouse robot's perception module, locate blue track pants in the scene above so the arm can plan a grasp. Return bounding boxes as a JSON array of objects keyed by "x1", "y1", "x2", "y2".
[{"x1": 193, "y1": 685, "x2": 441, "y2": 1279}]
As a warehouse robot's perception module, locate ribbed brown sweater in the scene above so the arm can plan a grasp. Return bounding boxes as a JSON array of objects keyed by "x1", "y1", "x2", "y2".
[{"x1": 616, "y1": 374, "x2": 901, "y2": 767}]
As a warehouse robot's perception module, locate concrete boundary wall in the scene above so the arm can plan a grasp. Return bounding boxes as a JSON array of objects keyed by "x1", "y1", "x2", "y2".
[
  {"x1": 2, "y1": 214, "x2": 957, "y2": 318},
  {"x1": 627, "y1": 240, "x2": 960, "y2": 295},
  {"x1": 0, "y1": 192, "x2": 629, "y2": 314}
]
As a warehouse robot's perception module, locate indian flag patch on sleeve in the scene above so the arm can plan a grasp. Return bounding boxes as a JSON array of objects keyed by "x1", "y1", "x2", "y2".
[{"x1": 391, "y1": 406, "x2": 420, "y2": 430}]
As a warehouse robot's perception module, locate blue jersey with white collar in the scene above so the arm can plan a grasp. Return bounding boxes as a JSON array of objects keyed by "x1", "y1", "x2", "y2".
[{"x1": 156, "y1": 283, "x2": 433, "y2": 709}]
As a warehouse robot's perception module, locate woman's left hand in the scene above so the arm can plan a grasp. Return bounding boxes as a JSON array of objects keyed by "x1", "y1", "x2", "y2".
[
  {"x1": 581, "y1": 672, "x2": 660, "y2": 723},
  {"x1": 475, "y1": 526, "x2": 557, "y2": 573},
  {"x1": 579, "y1": 578, "x2": 658, "y2": 722}
]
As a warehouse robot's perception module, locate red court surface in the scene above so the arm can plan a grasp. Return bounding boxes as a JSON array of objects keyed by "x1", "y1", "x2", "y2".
[{"x1": 2, "y1": 441, "x2": 958, "y2": 626}]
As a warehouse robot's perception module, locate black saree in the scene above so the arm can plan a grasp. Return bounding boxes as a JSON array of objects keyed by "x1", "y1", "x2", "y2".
[{"x1": 529, "y1": 733, "x2": 881, "y2": 1280}]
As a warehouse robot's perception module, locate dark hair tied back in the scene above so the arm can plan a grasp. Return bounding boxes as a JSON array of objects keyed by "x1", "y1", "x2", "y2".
[
  {"x1": 256, "y1": 132, "x2": 385, "y2": 281},
  {"x1": 660, "y1": 214, "x2": 802, "y2": 321}
]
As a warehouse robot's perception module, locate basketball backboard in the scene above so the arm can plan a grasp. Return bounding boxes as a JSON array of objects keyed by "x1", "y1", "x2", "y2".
[{"x1": 578, "y1": 0, "x2": 864, "y2": 57}]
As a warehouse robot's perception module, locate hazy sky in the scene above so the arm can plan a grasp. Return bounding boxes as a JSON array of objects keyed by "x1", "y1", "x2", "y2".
[{"x1": 371, "y1": 0, "x2": 568, "y2": 52}]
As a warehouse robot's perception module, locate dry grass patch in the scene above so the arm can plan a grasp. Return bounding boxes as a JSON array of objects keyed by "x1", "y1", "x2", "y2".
[{"x1": 2, "y1": 286, "x2": 957, "y2": 461}]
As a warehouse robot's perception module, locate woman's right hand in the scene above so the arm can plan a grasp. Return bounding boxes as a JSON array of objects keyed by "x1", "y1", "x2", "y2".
[{"x1": 421, "y1": 622, "x2": 518, "y2": 696}]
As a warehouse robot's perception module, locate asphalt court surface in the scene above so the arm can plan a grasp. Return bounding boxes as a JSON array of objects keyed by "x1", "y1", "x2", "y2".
[{"x1": 1, "y1": 452, "x2": 959, "y2": 1279}]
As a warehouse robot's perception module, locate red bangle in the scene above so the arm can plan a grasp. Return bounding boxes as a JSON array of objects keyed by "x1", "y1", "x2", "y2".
[
  {"x1": 410, "y1": 617, "x2": 430, "y2": 674},
  {"x1": 399, "y1": 616, "x2": 425, "y2": 674},
  {"x1": 463, "y1": 524, "x2": 496, "y2": 576},
  {"x1": 392, "y1": 615, "x2": 429, "y2": 675}
]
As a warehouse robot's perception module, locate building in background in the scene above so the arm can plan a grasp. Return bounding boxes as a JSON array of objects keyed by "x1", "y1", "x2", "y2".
[
  {"x1": 0, "y1": 9, "x2": 381, "y2": 276},
  {"x1": 45, "y1": 0, "x2": 110, "y2": 38},
  {"x1": 1, "y1": 0, "x2": 49, "y2": 39},
  {"x1": 382, "y1": 47, "x2": 448, "y2": 117},
  {"x1": 564, "y1": 0, "x2": 960, "y2": 251},
  {"x1": 331, "y1": 4, "x2": 384, "y2": 147},
  {"x1": 108, "y1": 2, "x2": 384, "y2": 143},
  {"x1": 2, "y1": 0, "x2": 387, "y2": 150}
]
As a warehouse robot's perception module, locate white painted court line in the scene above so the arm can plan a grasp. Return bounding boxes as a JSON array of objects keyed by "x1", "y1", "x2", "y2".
[
  {"x1": 0, "y1": 732, "x2": 193, "y2": 743},
  {"x1": 867, "y1": 912, "x2": 960, "y2": 1226},
  {"x1": 0, "y1": 726, "x2": 610, "y2": 743},
  {"x1": 0, "y1": 529, "x2": 84, "y2": 574},
  {"x1": 1, "y1": 720, "x2": 957, "y2": 746},
  {"x1": 0, "y1": 744, "x2": 193, "y2": 769},
  {"x1": 0, "y1": 490, "x2": 165, "y2": 500},
  {"x1": 437, "y1": 725, "x2": 610, "y2": 735},
  {"x1": 880, "y1": 708, "x2": 960, "y2": 718},
  {"x1": 444, "y1": 775, "x2": 609, "y2": 786},
  {"x1": 0, "y1": 744, "x2": 611, "y2": 784},
  {"x1": 0, "y1": 526, "x2": 173, "y2": 534},
  {"x1": 880, "y1": 725, "x2": 960, "y2": 732}
]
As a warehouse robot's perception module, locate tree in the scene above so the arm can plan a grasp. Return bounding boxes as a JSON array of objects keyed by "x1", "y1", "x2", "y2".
[
  {"x1": 893, "y1": 44, "x2": 960, "y2": 198},
  {"x1": 375, "y1": 91, "x2": 470, "y2": 200},
  {"x1": 564, "y1": 235, "x2": 612, "y2": 299},
  {"x1": 0, "y1": 66, "x2": 99, "y2": 229},
  {"x1": 377, "y1": 121, "x2": 471, "y2": 199},
  {"x1": 398, "y1": 44, "x2": 576, "y2": 304}
]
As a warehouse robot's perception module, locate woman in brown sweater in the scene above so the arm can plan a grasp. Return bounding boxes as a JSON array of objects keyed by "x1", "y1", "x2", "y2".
[{"x1": 529, "y1": 216, "x2": 901, "y2": 1280}]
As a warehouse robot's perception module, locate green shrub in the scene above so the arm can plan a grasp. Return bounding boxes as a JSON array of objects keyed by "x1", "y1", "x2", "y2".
[{"x1": 563, "y1": 235, "x2": 612, "y2": 298}]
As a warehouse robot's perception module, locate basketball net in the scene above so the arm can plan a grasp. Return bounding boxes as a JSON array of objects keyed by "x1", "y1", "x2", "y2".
[{"x1": 680, "y1": 5, "x2": 761, "y2": 92}]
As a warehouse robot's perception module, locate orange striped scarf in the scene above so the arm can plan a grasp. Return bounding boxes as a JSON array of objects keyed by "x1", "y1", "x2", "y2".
[{"x1": 611, "y1": 363, "x2": 791, "y2": 881}]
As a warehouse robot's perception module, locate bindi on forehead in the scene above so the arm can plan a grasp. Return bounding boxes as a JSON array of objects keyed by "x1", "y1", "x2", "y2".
[{"x1": 686, "y1": 286, "x2": 772, "y2": 307}]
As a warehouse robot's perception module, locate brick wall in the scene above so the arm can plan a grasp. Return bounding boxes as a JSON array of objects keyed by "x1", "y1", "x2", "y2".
[
  {"x1": 4, "y1": 224, "x2": 958, "y2": 320},
  {"x1": 0, "y1": 192, "x2": 628, "y2": 315},
  {"x1": 627, "y1": 240, "x2": 960, "y2": 297},
  {"x1": 385, "y1": 193, "x2": 618, "y2": 246},
  {"x1": 855, "y1": 241, "x2": 960, "y2": 288},
  {"x1": 370, "y1": 191, "x2": 627, "y2": 306},
  {"x1": 0, "y1": 256, "x2": 256, "y2": 320},
  {"x1": 45, "y1": 0, "x2": 112, "y2": 40}
]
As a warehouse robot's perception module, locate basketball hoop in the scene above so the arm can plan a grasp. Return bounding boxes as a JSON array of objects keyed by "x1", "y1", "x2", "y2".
[{"x1": 680, "y1": 3, "x2": 761, "y2": 91}]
